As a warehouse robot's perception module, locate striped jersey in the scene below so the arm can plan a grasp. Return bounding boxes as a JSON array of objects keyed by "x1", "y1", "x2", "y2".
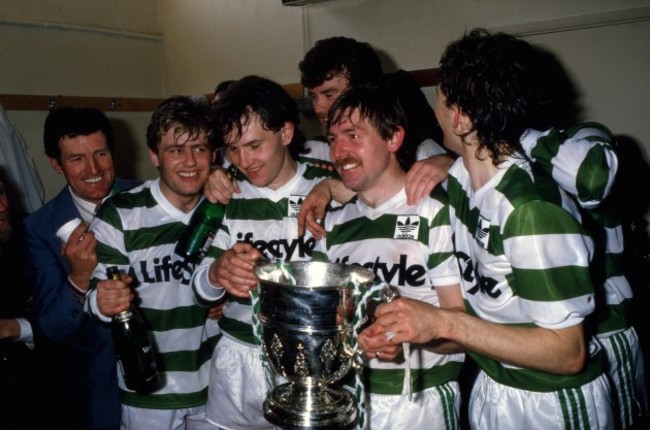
[
  {"x1": 88, "y1": 179, "x2": 219, "y2": 409},
  {"x1": 192, "y1": 162, "x2": 335, "y2": 345},
  {"x1": 521, "y1": 123, "x2": 631, "y2": 337},
  {"x1": 312, "y1": 187, "x2": 463, "y2": 394},
  {"x1": 447, "y1": 155, "x2": 606, "y2": 392},
  {"x1": 300, "y1": 138, "x2": 333, "y2": 168}
]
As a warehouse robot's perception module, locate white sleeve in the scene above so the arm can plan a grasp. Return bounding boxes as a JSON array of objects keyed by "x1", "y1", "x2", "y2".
[
  {"x1": 15, "y1": 317, "x2": 33, "y2": 343},
  {"x1": 191, "y1": 259, "x2": 226, "y2": 306},
  {"x1": 84, "y1": 287, "x2": 112, "y2": 324}
]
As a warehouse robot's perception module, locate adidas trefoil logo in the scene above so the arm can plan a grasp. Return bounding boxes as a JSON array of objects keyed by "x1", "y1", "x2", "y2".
[
  {"x1": 394, "y1": 215, "x2": 419, "y2": 240},
  {"x1": 288, "y1": 195, "x2": 306, "y2": 218},
  {"x1": 476, "y1": 216, "x2": 490, "y2": 249}
]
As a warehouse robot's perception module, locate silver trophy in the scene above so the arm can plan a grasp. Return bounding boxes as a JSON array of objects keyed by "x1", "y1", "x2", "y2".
[{"x1": 255, "y1": 261, "x2": 378, "y2": 430}]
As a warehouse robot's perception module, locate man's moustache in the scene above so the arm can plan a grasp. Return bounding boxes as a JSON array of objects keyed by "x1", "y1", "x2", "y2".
[{"x1": 334, "y1": 156, "x2": 361, "y2": 170}]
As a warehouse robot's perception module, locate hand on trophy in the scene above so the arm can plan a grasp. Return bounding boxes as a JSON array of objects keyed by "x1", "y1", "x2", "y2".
[
  {"x1": 367, "y1": 297, "x2": 446, "y2": 345},
  {"x1": 208, "y1": 242, "x2": 263, "y2": 298},
  {"x1": 358, "y1": 318, "x2": 403, "y2": 361}
]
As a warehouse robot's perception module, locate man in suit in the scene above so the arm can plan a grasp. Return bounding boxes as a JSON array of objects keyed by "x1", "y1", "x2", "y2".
[{"x1": 23, "y1": 107, "x2": 140, "y2": 430}]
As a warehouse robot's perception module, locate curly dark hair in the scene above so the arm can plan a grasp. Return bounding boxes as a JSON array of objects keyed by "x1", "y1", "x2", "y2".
[
  {"x1": 299, "y1": 36, "x2": 384, "y2": 89},
  {"x1": 43, "y1": 107, "x2": 116, "y2": 162},
  {"x1": 146, "y1": 96, "x2": 216, "y2": 152},
  {"x1": 438, "y1": 28, "x2": 537, "y2": 164},
  {"x1": 211, "y1": 75, "x2": 306, "y2": 160},
  {"x1": 327, "y1": 86, "x2": 415, "y2": 171}
]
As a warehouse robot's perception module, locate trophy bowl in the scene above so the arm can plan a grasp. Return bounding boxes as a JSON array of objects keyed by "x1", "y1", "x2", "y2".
[{"x1": 255, "y1": 261, "x2": 376, "y2": 430}]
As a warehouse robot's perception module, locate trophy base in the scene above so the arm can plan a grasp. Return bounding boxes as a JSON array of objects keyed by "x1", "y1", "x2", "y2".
[{"x1": 264, "y1": 383, "x2": 358, "y2": 430}]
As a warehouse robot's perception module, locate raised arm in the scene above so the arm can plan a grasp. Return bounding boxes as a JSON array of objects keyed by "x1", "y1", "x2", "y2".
[
  {"x1": 296, "y1": 178, "x2": 355, "y2": 239},
  {"x1": 404, "y1": 154, "x2": 454, "y2": 205},
  {"x1": 522, "y1": 123, "x2": 618, "y2": 209},
  {"x1": 24, "y1": 218, "x2": 97, "y2": 342},
  {"x1": 203, "y1": 166, "x2": 240, "y2": 204}
]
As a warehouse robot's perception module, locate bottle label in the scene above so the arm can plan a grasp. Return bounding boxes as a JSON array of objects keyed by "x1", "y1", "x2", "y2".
[
  {"x1": 114, "y1": 310, "x2": 134, "y2": 323},
  {"x1": 198, "y1": 231, "x2": 216, "y2": 260}
]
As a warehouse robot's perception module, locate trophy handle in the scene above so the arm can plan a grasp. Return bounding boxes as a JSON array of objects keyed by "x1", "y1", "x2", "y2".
[{"x1": 348, "y1": 284, "x2": 399, "y2": 368}]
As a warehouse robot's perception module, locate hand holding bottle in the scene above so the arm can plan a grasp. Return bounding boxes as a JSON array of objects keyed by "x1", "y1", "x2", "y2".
[
  {"x1": 97, "y1": 269, "x2": 135, "y2": 317},
  {"x1": 104, "y1": 267, "x2": 160, "y2": 393},
  {"x1": 204, "y1": 165, "x2": 240, "y2": 204}
]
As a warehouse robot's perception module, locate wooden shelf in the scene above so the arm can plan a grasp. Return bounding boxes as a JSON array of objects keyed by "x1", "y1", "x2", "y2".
[
  {"x1": 0, "y1": 68, "x2": 439, "y2": 112},
  {"x1": 0, "y1": 94, "x2": 163, "y2": 112}
]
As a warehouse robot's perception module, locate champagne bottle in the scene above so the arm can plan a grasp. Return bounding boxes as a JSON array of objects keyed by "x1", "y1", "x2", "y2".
[
  {"x1": 175, "y1": 199, "x2": 226, "y2": 264},
  {"x1": 107, "y1": 266, "x2": 160, "y2": 393},
  {"x1": 175, "y1": 165, "x2": 235, "y2": 263}
]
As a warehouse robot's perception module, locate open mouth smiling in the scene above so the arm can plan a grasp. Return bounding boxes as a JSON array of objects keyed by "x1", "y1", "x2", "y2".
[
  {"x1": 179, "y1": 172, "x2": 198, "y2": 178},
  {"x1": 334, "y1": 157, "x2": 361, "y2": 171},
  {"x1": 83, "y1": 176, "x2": 103, "y2": 184}
]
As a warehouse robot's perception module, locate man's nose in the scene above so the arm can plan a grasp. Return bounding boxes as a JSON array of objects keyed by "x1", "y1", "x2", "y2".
[
  {"x1": 238, "y1": 148, "x2": 253, "y2": 168},
  {"x1": 313, "y1": 97, "x2": 328, "y2": 118},
  {"x1": 329, "y1": 136, "x2": 346, "y2": 160},
  {"x1": 184, "y1": 148, "x2": 198, "y2": 166},
  {"x1": 87, "y1": 158, "x2": 101, "y2": 174}
]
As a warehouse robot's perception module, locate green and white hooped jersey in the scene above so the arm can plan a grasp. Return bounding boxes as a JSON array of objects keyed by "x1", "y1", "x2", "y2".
[
  {"x1": 89, "y1": 179, "x2": 219, "y2": 409},
  {"x1": 300, "y1": 139, "x2": 333, "y2": 168},
  {"x1": 447, "y1": 156, "x2": 606, "y2": 392},
  {"x1": 521, "y1": 124, "x2": 632, "y2": 337},
  {"x1": 521, "y1": 123, "x2": 618, "y2": 209},
  {"x1": 193, "y1": 162, "x2": 334, "y2": 345},
  {"x1": 313, "y1": 187, "x2": 463, "y2": 394}
]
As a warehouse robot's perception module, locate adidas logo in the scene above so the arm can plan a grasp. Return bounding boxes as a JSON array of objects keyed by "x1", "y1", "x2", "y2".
[
  {"x1": 476, "y1": 216, "x2": 490, "y2": 249},
  {"x1": 288, "y1": 195, "x2": 305, "y2": 218},
  {"x1": 393, "y1": 215, "x2": 419, "y2": 240}
]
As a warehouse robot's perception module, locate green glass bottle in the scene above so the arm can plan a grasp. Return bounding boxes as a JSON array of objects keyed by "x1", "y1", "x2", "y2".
[
  {"x1": 107, "y1": 267, "x2": 160, "y2": 393},
  {"x1": 174, "y1": 199, "x2": 226, "y2": 264}
]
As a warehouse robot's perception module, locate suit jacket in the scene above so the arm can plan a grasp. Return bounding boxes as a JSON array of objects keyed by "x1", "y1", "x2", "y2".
[{"x1": 23, "y1": 178, "x2": 140, "y2": 430}]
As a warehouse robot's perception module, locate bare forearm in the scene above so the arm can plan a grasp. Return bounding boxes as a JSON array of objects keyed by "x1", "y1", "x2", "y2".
[
  {"x1": 423, "y1": 338, "x2": 464, "y2": 355},
  {"x1": 439, "y1": 309, "x2": 586, "y2": 375},
  {"x1": 327, "y1": 178, "x2": 355, "y2": 204}
]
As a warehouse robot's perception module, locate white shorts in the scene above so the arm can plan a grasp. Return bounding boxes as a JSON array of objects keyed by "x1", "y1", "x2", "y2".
[
  {"x1": 205, "y1": 335, "x2": 282, "y2": 430},
  {"x1": 120, "y1": 404, "x2": 205, "y2": 430},
  {"x1": 469, "y1": 371, "x2": 613, "y2": 430},
  {"x1": 599, "y1": 327, "x2": 648, "y2": 427},
  {"x1": 362, "y1": 381, "x2": 460, "y2": 430}
]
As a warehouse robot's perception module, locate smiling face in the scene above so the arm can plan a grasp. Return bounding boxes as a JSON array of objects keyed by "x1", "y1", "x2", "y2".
[
  {"x1": 49, "y1": 131, "x2": 115, "y2": 205},
  {"x1": 307, "y1": 74, "x2": 350, "y2": 127},
  {"x1": 328, "y1": 108, "x2": 400, "y2": 195},
  {"x1": 149, "y1": 128, "x2": 214, "y2": 211},
  {"x1": 223, "y1": 114, "x2": 296, "y2": 191}
]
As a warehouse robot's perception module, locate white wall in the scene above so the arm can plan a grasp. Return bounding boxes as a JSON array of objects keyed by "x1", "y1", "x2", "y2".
[
  {"x1": 1, "y1": 0, "x2": 649, "y2": 229},
  {"x1": 159, "y1": 0, "x2": 650, "y2": 232},
  {"x1": 0, "y1": 0, "x2": 163, "y2": 201},
  {"x1": 159, "y1": 0, "x2": 305, "y2": 95},
  {"x1": 160, "y1": 0, "x2": 650, "y2": 152}
]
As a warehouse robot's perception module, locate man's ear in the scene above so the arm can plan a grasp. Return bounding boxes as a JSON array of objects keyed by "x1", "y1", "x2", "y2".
[
  {"x1": 452, "y1": 105, "x2": 473, "y2": 136},
  {"x1": 148, "y1": 148, "x2": 160, "y2": 168},
  {"x1": 281, "y1": 121, "x2": 295, "y2": 146},
  {"x1": 48, "y1": 157, "x2": 64, "y2": 174},
  {"x1": 387, "y1": 126, "x2": 405, "y2": 153}
]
